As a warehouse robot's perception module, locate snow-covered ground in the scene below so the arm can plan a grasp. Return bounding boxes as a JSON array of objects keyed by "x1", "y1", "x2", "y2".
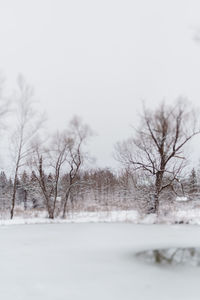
[
  {"x1": 1, "y1": 223, "x2": 200, "y2": 300},
  {"x1": 1, "y1": 208, "x2": 200, "y2": 226},
  {"x1": 0, "y1": 210, "x2": 140, "y2": 225}
]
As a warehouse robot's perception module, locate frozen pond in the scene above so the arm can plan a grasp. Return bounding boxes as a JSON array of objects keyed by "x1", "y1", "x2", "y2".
[{"x1": 1, "y1": 223, "x2": 200, "y2": 300}]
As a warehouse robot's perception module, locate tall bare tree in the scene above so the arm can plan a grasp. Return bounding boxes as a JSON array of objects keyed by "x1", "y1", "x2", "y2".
[
  {"x1": 10, "y1": 75, "x2": 44, "y2": 219},
  {"x1": 61, "y1": 117, "x2": 92, "y2": 217},
  {"x1": 115, "y1": 100, "x2": 200, "y2": 214},
  {"x1": 30, "y1": 117, "x2": 92, "y2": 219},
  {"x1": 30, "y1": 132, "x2": 68, "y2": 219}
]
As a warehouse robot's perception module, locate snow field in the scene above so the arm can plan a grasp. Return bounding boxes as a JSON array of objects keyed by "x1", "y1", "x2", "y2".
[{"x1": 1, "y1": 223, "x2": 200, "y2": 299}]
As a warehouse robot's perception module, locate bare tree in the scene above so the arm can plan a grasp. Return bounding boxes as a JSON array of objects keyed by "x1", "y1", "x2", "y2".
[
  {"x1": 30, "y1": 117, "x2": 92, "y2": 219},
  {"x1": 0, "y1": 75, "x2": 11, "y2": 164},
  {"x1": 10, "y1": 75, "x2": 44, "y2": 219},
  {"x1": 115, "y1": 100, "x2": 200, "y2": 214},
  {"x1": 30, "y1": 132, "x2": 68, "y2": 219},
  {"x1": 62, "y1": 117, "x2": 92, "y2": 218},
  {"x1": 0, "y1": 75, "x2": 10, "y2": 120}
]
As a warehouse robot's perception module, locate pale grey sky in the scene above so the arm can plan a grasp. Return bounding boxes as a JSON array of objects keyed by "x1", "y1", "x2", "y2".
[{"x1": 0, "y1": 0, "x2": 200, "y2": 168}]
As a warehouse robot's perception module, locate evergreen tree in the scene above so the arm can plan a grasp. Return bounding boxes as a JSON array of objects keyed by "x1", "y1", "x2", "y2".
[
  {"x1": 188, "y1": 168, "x2": 199, "y2": 198},
  {"x1": 0, "y1": 171, "x2": 8, "y2": 209}
]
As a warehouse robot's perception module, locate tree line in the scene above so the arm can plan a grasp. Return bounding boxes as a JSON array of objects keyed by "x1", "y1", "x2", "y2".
[
  {"x1": 0, "y1": 166, "x2": 199, "y2": 218},
  {"x1": 0, "y1": 76, "x2": 199, "y2": 218}
]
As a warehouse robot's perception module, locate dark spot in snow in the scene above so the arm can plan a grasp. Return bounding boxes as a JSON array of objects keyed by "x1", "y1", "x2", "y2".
[{"x1": 136, "y1": 247, "x2": 200, "y2": 266}]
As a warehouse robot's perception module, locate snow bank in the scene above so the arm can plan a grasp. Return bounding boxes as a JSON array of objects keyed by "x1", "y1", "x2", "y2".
[
  {"x1": 1, "y1": 208, "x2": 200, "y2": 226},
  {"x1": 0, "y1": 210, "x2": 140, "y2": 226}
]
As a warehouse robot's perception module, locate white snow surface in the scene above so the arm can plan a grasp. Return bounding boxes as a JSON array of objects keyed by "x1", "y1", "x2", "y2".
[
  {"x1": 0, "y1": 210, "x2": 141, "y2": 226},
  {"x1": 1, "y1": 223, "x2": 200, "y2": 299},
  {"x1": 1, "y1": 208, "x2": 200, "y2": 226}
]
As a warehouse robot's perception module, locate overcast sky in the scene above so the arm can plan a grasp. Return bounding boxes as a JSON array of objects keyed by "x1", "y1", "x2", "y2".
[{"x1": 0, "y1": 0, "x2": 200, "y2": 169}]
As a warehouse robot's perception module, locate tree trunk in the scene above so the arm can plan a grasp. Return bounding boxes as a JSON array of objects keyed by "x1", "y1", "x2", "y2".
[
  {"x1": 10, "y1": 170, "x2": 19, "y2": 219},
  {"x1": 148, "y1": 172, "x2": 163, "y2": 214},
  {"x1": 24, "y1": 190, "x2": 27, "y2": 210},
  {"x1": 48, "y1": 211, "x2": 54, "y2": 219},
  {"x1": 62, "y1": 188, "x2": 70, "y2": 218}
]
